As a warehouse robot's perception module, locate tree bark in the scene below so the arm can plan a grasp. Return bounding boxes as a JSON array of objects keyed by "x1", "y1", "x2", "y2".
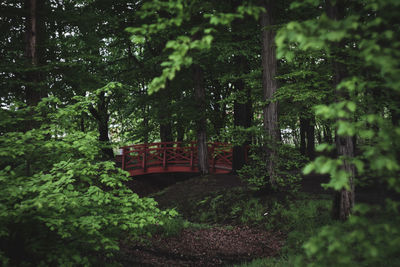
[
  {"x1": 326, "y1": 0, "x2": 355, "y2": 221},
  {"x1": 23, "y1": 0, "x2": 45, "y2": 176},
  {"x1": 158, "y1": 84, "x2": 173, "y2": 143},
  {"x1": 176, "y1": 123, "x2": 185, "y2": 142},
  {"x1": 89, "y1": 92, "x2": 114, "y2": 160},
  {"x1": 306, "y1": 116, "x2": 315, "y2": 159},
  {"x1": 300, "y1": 117, "x2": 307, "y2": 156},
  {"x1": 24, "y1": 0, "x2": 45, "y2": 123},
  {"x1": 323, "y1": 124, "x2": 333, "y2": 144},
  {"x1": 80, "y1": 112, "x2": 85, "y2": 132},
  {"x1": 261, "y1": 0, "x2": 279, "y2": 186},
  {"x1": 193, "y1": 64, "x2": 209, "y2": 175},
  {"x1": 232, "y1": 74, "x2": 252, "y2": 173},
  {"x1": 210, "y1": 81, "x2": 226, "y2": 137}
]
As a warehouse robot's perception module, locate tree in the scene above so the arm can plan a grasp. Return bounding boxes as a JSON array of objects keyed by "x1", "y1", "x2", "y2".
[
  {"x1": 277, "y1": 0, "x2": 400, "y2": 220},
  {"x1": 193, "y1": 63, "x2": 209, "y2": 174},
  {"x1": 261, "y1": 0, "x2": 279, "y2": 186},
  {"x1": 325, "y1": 0, "x2": 355, "y2": 220}
]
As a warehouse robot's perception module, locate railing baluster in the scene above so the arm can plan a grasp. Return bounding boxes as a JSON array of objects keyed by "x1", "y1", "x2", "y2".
[
  {"x1": 163, "y1": 144, "x2": 167, "y2": 168},
  {"x1": 190, "y1": 143, "x2": 194, "y2": 169},
  {"x1": 142, "y1": 144, "x2": 147, "y2": 171}
]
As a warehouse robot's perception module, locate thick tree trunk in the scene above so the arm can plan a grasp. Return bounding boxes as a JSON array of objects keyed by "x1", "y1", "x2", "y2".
[
  {"x1": 261, "y1": 0, "x2": 279, "y2": 186},
  {"x1": 327, "y1": 0, "x2": 355, "y2": 220},
  {"x1": 160, "y1": 123, "x2": 173, "y2": 143},
  {"x1": 193, "y1": 64, "x2": 209, "y2": 175}
]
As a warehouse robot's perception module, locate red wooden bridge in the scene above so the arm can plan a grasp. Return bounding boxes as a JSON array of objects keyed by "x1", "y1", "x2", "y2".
[{"x1": 118, "y1": 142, "x2": 240, "y2": 176}]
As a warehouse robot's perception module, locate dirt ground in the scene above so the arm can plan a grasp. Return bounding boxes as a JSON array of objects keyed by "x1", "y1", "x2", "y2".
[
  {"x1": 121, "y1": 173, "x2": 286, "y2": 266},
  {"x1": 119, "y1": 172, "x2": 397, "y2": 266},
  {"x1": 119, "y1": 226, "x2": 283, "y2": 266}
]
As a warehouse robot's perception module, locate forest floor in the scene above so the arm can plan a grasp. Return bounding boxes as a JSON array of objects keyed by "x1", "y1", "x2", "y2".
[{"x1": 117, "y1": 173, "x2": 333, "y2": 266}]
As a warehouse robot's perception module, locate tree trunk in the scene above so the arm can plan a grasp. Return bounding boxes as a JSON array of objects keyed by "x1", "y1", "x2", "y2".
[
  {"x1": 232, "y1": 76, "x2": 252, "y2": 173},
  {"x1": 80, "y1": 112, "x2": 85, "y2": 132},
  {"x1": 24, "y1": 0, "x2": 44, "y2": 123},
  {"x1": 323, "y1": 124, "x2": 333, "y2": 144},
  {"x1": 142, "y1": 106, "x2": 149, "y2": 144},
  {"x1": 160, "y1": 123, "x2": 173, "y2": 143},
  {"x1": 210, "y1": 80, "x2": 226, "y2": 137},
  {"x1": 176, "y1": 123, "x2": 185, "y2": 142},
  {"x1": 193, "y1": 64, "x2": 209, "y2": 175},
  {"x1": 89, "y1": 92, "x2": 114, "y2": 160},
  {"x1": 158, "y1": 85, "x2": 173, "y2": 143},
  {"x1": 24, "y1": 0, "x2": 45, "y2": 176},
  {"x1": 326, "y1": 0, "x2": 355, "y2": 220},
  {"x1": 261, "y1": 0, "x2": 279, "y2": 186},
  {"x1": 306, "y1": 116, "x2": 315, "y2": 159},
  {"x1": 300, "y1": 117, "x2": 307, "y2": 155}
]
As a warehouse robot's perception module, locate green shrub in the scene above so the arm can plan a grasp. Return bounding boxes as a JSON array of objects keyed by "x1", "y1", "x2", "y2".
[
  {"x1": 0, "y1": 99, "x2": 175, "y2": 266},
  {"x1": 302, "y1": 203, "x2": 400, "y2": 267},
  {"x1": 239, "y1": 144, "x2": 305, "y2": 191}
]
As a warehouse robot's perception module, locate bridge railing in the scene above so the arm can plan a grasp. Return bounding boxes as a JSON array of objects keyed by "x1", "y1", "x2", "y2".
[{"x1": 120, "y1": 141, "x2": 233, "y2": 175}]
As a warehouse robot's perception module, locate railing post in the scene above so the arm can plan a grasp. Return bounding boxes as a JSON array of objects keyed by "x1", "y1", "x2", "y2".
[
  {"x1": 190, "y1": 143, "x2": 194, "y2": 169},
  {"x1": 142, "y1": 143, "x2": 147, "y2": 171},
  {"x1": 163, "y1": 143, "x2": 167, "y2": 169},
  {"x1": 211, "y1": 143, "x2": 216, "y2": 172}
]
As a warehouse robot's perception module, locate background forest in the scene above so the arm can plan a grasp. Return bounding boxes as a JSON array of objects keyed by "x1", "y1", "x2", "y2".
[{"x1": 1, "y1": 0, "x2": 399, "y2": 266}]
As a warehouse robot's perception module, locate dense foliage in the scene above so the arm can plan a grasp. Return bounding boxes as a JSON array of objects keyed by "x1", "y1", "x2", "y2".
[
  {"x1": 0, "y1": 99, "x2": 175, "y2": 265},
  {"x1": 0, "y1": 0, "x2": 399, "y2": 265}
]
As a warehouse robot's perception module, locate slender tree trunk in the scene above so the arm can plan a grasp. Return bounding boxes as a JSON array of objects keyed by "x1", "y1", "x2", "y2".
[
  {"x1": 80, "y1": 112, "x2": 85, "y2": 132},
  {"x1": 261, "y1": 0, "x2": 279, "y2": 186},
  {"x1": 210, "y1": 81, "x2": 226, "y2": 137},
  {"x1": 316, "y1": 124, "x2": 323, "y2": 144},
  {"x1": 140, "y1": 85, "x2": 149, "y2": 144},
  {"x1": 158, "y1": 85, "x2": 173, "y2": 143},
  {"x1": 306, "y1": 116, "x2": 315, "y2": 159},
  {"x1": 232, "y1": 76, "x2": 252, "y2": 173},
  {"x1": 142, "y1": 106, "x2": 149, "y2": 144},
  {"x1": 24, "y1": 0, "x2": 45, "y2": 176},
  {"x1": 300, "y1": 117, "x2": 307, "y2": 155},
  {"x1": 323, "y1": 124, "x2": 333, "y2": 144},
  {"x1": 193, "y1": 64, "x2": 209, "y2": 175},
  {"x1": 24, "y1": 0, "x2": 44, "y2": 118},
  {"x1": 233, "y1": 79, "x2": 247, "y2": 173},
  {"x1": 176, "y1": 123, "x2": 185, "y2": 142},
  {"x1": 327, "y1": 0, "x2": 355, "y2": 220}
]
